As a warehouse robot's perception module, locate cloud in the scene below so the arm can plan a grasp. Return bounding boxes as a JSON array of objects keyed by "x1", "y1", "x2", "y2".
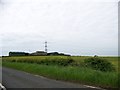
[{"x1": 0, "y1": 0, "x2": 118, "y2": 56}]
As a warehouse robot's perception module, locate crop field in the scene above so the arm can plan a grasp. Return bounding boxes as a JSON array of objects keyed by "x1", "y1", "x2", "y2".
[{"x1": 2, "y1": 56, "x2": 119, "y2": 88}]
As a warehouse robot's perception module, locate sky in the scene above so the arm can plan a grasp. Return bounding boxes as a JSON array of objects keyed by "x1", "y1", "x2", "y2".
[{"x1": 0, "y1": 0, "x2": 119, "y2": 56}]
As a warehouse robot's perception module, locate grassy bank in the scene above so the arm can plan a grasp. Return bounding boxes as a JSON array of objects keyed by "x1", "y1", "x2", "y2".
[{"x1": 3, "y1": 61, "x2": 118, "y2": 88}]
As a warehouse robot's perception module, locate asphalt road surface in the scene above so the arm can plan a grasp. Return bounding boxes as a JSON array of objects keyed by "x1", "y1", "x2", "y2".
[{"x1": 2, "y1": 67, "x2": 102, "y2": 89}]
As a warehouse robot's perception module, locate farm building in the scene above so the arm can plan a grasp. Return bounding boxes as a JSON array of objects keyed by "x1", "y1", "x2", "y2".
[
  {"x1": 47, "y1": 52, "x2": 71, "y2": 56},
  {"x1": 30, "y1": 51, "x2": 47, "y2": 56},
  {"x1": 9, "y1": 51, "x2": 70, "y2": 56},
  {"x1": 9, "y1": 52, "x2": 29, "y2": 56}
]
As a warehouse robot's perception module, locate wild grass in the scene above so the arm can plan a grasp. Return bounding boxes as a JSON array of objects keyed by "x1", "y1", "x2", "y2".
[
  {"x1": 3, "y1": 61, "x2": 118, "y2": 88},
  {"x1": 2, "y1": 56, "x2": 119, "y2": 88}
]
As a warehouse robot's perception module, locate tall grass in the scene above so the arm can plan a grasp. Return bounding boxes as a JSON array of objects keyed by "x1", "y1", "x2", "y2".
[{"x1": 3, "y1": 61, "x2": 118, "y2": 88}]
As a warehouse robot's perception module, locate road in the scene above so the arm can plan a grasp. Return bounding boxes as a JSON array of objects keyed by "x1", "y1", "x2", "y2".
[{"x1": 2, "y1": 67, "x2": 101, "y2": 89}]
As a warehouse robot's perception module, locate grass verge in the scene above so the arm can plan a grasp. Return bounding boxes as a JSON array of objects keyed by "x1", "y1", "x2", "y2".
[{"x1": 3, "y1": 61, "x2": 118, "y2": 88}]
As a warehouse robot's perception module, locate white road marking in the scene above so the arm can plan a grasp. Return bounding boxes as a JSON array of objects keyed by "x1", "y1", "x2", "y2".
[
  {"x1": 34, "y1": 74, "x2": 47, "y2": 79},
  {"x1": 0, "y1": 83, "x2": 6, "y2": 90},
  {"x1": 84, "y1": 85, "x2": 105, "y2": 90}
]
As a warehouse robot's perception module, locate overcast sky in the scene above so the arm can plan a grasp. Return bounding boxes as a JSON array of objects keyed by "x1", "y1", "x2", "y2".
[{"x1": 0, "y1": 0, "x2": 118, "y2": 56}]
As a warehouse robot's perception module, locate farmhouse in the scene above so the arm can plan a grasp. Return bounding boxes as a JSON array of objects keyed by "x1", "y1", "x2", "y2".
[
  {"x1": 47, "y1": 52, "x2": 71, "y2": 56},
  {"x1": 9, "y1": 52, "x2": 29, "y2": 56},
  {"x1": 30, "y1": 51, "x2": 47, "y2": 56}
]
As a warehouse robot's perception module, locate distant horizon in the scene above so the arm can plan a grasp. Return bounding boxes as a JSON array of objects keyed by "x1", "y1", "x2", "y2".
[{"x1": 1, "y1": 50, "x2": 118, "y2": 57}]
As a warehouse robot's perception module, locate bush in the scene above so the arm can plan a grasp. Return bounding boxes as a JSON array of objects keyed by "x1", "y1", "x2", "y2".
[
  {"x1": 38, "y1": 57, "x2": 74, "y2": 66},
  {"x1": 84, "y1": 57, "x2": 115, "y2": 72}
]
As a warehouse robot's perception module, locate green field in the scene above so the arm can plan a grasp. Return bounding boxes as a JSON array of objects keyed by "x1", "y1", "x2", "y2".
[
  {"x1": 0, "y1": 57, "x2": 2, "y2": 66},
  {"x1": 2, "y1": 56, "x2": 119, "y2": 88}
]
